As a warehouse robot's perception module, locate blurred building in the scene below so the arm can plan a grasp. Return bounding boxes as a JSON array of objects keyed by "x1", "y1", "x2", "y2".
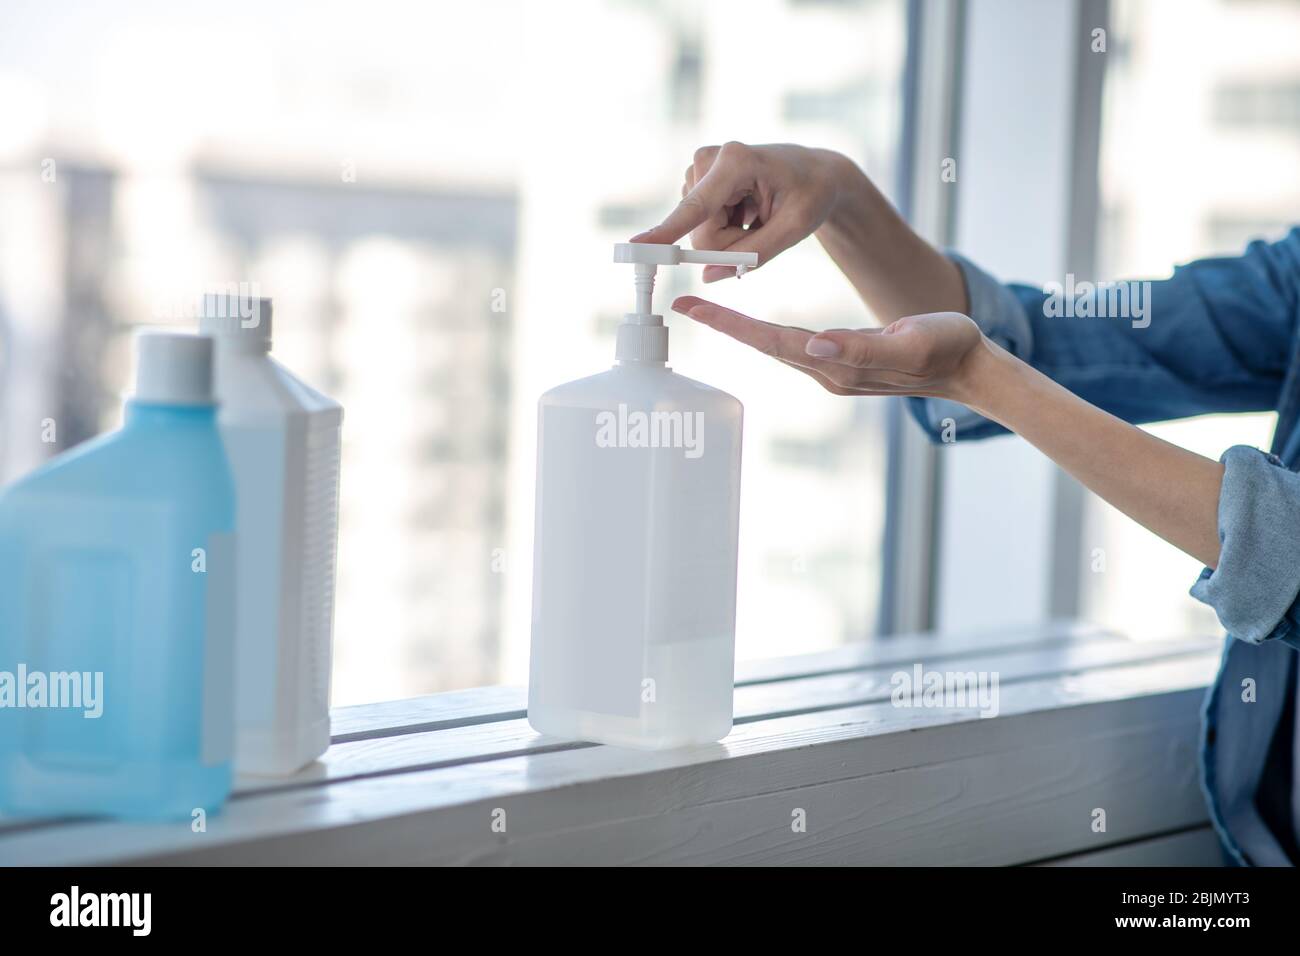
[{"x1": 0, "y1": 0, "x2": 904, "y2": 703}]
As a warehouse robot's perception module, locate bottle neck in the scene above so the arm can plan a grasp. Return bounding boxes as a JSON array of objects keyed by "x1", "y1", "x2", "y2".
[
  {"x1": 124, "y1": 400, "x2": 217, "y2": 427},
  {"x1": 211, "y1": 334, "x2": 271, "y2": 356}
]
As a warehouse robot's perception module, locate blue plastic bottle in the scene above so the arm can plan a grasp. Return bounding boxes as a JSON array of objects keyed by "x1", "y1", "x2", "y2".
[{"x1": 0, "y1": 331, "x2": 237, "y2": 820}]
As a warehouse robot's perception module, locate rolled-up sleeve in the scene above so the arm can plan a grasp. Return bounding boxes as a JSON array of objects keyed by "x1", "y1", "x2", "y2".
[
  {"x1": 907, "y1": 229, "x2": 1300, "y2": 443},
  {"x1": 1191, "y1": 445, "x2": 1300, "y2": 650},
  {"x1": 907, "y1": 253, "x2": 1031, "y2": 440}
]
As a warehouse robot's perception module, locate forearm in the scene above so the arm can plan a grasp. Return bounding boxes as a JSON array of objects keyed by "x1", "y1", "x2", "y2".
[
  {"x1": 814, "y1": 152, "x2": 967, "y2": 320},
  {"x1": 951, "y1": 338, "x2": 1226, "y2": 569}
]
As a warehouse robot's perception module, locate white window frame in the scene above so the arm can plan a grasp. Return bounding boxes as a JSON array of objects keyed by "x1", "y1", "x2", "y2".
[{"x1": 897, "y1": 0, "x2": 1110, "y2": 633}]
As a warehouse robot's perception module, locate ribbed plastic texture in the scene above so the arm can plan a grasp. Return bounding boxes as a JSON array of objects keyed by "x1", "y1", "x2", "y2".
[
  {"x1": 615, "y1": 317, "x2": 669, "y2": 363},
  {"x1": 298, "y1": 417, "x2": 342, "y2": 724},
  {"x1": 200, "y1": 293, "x2": 273, "y2": 347}
]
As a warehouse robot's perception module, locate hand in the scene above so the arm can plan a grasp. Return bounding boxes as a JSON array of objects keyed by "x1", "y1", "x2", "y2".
[
  {"x1": 632, "y1": 143, "x2": 850, "y2": 282},
  {"x1": 676, "y1": 295, "x2": 1226, "y2": 567},
  {"x1": 672, "y1": 295, "x2": 986, "y2": 402}
]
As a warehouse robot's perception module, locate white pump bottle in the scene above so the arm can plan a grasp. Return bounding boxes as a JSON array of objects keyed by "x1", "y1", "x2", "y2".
[{"x1": 527, "y1": 243, "x2": 756, "y2": 749}]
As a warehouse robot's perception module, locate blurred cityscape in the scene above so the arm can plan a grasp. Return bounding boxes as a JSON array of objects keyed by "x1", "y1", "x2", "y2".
[
  {"x1": 5, "y1": 0, "x2": 1292, "y2": 701},
  {"x1": 0, "y1": 0, "x2": 904, "y2": 703}
]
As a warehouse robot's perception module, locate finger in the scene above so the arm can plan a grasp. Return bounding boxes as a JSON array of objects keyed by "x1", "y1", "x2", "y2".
[
  {"x1": 674, "y1": 296, "x2": 925, "y2": 393},
  {"x1": 695, "y1": 199, "x2": 761, "y2": 259},
  {"x1": 633, "y1": 187, "x2": 722, "y2": 245},
  {"x1": 687, "y1": 148, "x2": 732, "y2": 244},
  {"x1": 690, "y1": 186, "x2": 755, "y2": 250},
  {"x1": 681, "y1": 164, "x2": 698, "y2": 199},
  {"x1": 802, "y1": 324, "x2": 926, "y2": 375},
  {"x1": 691, "y1": 144, "x2": 721, "y2": 183},
  {"x1": 671, "y1": 296, "x2": 903, "y2": 389},
  {"x1": 673, "y1": 295, "x2": 810, "y2": 360},
  {"x1": 691, "y1": 222, "x2": 749, "y2": 257},
  {"x1": 632, "y1": 147, "x2": 750, "y2": 244},
  {"x1": 697, "y1": 214, "x2": 807, "y2": 282},
  {"x1": 690, "y1": 206, "x2": 740, "y2": 251}
]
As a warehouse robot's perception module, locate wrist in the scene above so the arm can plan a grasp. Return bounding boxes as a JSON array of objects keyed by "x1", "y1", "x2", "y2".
[
  {"x1": 946, "y1": 336, "x2": 1019, "y2": 415},
  {"x1": 816, "y1": 150, "x2": 874, "y2": 235}
]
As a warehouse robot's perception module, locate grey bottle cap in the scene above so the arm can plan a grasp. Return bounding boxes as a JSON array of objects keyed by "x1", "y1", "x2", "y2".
[{"x1": 200, "y1": 293, "x2": 273, "y2": 349}]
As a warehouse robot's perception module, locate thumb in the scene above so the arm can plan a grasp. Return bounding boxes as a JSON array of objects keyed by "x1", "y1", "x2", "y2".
[{"x1": 697, "y1": 217, "x2": 805, "y2": 282}]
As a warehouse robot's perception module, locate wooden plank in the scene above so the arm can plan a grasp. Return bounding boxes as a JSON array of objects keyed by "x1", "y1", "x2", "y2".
[
  {"x1": 0, "y1": 653, "x2": 1218, "y2": 866},
  {"x1": 0, "y1": 631, "x2": 1211, "y2": 842},
  {"x1": 434, "y1": 716, "x2": 1207, "y2": 866},
  {"x1": 1034, "y1": 826, "x2": 1223, "y2": 867},
  {"x1": 328, "y1": 619, "x2": 1118, "y2": 742},
  {"x1": 330, "y1": 684, "x2": 527, "y2": 743},
  {"x1": 237, "y1": 634, "x2": 1216, "y2": 800},
  {"x1": 734, "y1": 618, "x2": 1116, "y2": 685},
  {"x1": 729, "y1": 633, "x2": 1210, "y2": 722},
  {"x1": 0, "y1": 623, "x2": 1133, "y2": 836}
]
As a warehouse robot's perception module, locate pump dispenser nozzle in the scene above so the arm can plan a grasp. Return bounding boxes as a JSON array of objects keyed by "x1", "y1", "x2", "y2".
[{"x1": 611, "y1": 243, "x2": 759, "y2": 364}]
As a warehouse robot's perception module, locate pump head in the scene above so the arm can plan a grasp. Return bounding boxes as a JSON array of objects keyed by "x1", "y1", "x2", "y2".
[{"x1": 611, "y1": 243, "x2": 759, "y2": 363}]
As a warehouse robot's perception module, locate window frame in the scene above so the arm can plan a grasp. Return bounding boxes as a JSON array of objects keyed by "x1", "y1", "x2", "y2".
[{"x1": 917, "y1": 0, "x2": 1110, "y2": 633}]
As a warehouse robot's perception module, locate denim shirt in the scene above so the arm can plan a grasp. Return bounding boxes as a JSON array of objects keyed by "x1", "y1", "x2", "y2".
[{"x1": 908, "y1": 228, "x2": 1300, "y2": 865}]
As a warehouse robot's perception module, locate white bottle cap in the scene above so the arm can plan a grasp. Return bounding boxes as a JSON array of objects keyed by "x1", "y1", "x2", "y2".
[
  {"x1": 133, "y1": 330, "x2": 215, "y2": 405},
  {"x1": 199, "y1": 293, "x2": 273, "y2": 350},
  {"x1": 615, "y1": 314, "x2": 669, "y2": 363}
]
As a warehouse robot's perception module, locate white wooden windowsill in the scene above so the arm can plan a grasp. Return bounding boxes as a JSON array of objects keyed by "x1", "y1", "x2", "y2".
[{"x1": 0, "y1": 621, "x2": 1225, "y2": 866}]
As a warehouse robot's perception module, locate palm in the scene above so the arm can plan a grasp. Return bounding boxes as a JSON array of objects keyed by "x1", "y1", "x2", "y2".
[
  {"x1": 673, "y1": 296, "x2": 983, "y2": 400},
  {"x1": 872, "y1": 312, "x2": 984, "y2": 392}
]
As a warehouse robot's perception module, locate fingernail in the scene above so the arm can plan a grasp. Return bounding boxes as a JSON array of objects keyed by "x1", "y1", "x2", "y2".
[
  {"x1": 805, "y1": 337, "x2": 841, "y2": 357},
  {"x1": 629, "y1": 230, "x2": 652, "y2": 242},
  {"x1": 671, "y1": 302, "x2": 691, "y2": 315}
]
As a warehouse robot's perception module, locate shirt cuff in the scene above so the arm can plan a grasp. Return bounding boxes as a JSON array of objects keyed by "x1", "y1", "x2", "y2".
[
  {"x1": 1190, "y1": 445, "x2": 1300, "y2": 644},
  {"x1": 949, "y1": 251, "x2": 1035, "y2": 361},
  {"x1": 907, "y1": 253, "x2": 1032, "y2": 441}
]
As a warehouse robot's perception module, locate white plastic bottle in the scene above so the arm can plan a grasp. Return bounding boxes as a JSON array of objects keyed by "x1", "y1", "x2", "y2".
[
  {"x1": 528, "y1": 243, "x2": 756, "y2": 749},
  {"x1": 199, "y1": 294, "x2": 343, "y2": 775}
]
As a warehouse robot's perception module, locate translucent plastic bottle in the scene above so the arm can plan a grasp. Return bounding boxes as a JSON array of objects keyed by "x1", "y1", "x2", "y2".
[
  {"x1": 199, "y1": 294, "x2": 343, "y2": 775},
  {"x1": 0, "y1": 331, "x2": 236, "y2": 820},
  {"x1": 527, "y1": 243, "x2": 754, "y2": 749}
]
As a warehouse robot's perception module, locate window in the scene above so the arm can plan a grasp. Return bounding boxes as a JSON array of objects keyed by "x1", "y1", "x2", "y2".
[
  {"x1": 0, "y1": 0, "x2": 908, "y2": 703},
  {"x1": 1082, "y1": 0, "x2": 1300, "y2": 638}
]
